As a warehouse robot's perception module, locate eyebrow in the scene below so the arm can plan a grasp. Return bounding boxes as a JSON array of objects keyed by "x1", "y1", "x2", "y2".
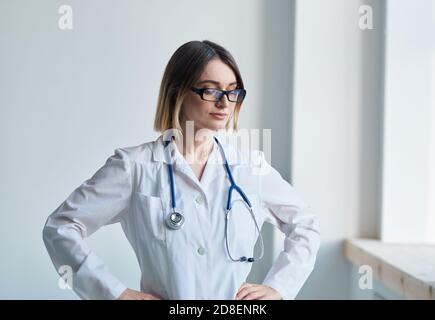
[{"x1": 196, "y1": 80, "x2": 238, "y2": 87}]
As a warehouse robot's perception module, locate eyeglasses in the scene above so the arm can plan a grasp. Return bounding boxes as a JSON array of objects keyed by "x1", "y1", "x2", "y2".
[{"x1": 191, "y1": 87, "x2": 247, "y2": 103}]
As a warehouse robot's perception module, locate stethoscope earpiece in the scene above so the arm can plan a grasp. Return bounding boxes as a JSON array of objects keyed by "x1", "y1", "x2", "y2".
[{"x1": 239, "y1": 256, "x2": 255, "y2": 263}]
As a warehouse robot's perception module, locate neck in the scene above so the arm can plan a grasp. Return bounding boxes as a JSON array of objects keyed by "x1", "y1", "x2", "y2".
[{"x1": 174, "y1": 127, "x2": 215, "y2": 164}]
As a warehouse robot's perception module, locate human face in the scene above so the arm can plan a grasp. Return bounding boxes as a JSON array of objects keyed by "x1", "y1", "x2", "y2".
[{"x1": 180, "y1": 59, "x2": 239, "y2": 133}]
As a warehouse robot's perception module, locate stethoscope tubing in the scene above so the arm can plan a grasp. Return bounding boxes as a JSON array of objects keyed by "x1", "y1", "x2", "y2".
[{"x1": 162, "y1": 135, "x2": 264, "y2": 262}]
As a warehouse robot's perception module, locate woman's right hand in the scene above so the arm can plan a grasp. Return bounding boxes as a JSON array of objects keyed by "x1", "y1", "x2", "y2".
[{"x1": 117, "y1": 288, "x2": 162, "y2": 300}]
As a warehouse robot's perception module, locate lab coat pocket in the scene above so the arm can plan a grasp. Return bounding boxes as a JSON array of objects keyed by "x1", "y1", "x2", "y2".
[
  {"x1": 133, "y1": 192, "x2": 166, "y2": 242},
  {"x1": 227, "y1": 193, "x2": 263, "y2": 256}
]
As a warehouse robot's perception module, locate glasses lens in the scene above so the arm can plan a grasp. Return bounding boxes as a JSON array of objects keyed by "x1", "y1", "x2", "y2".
[
  {"x1": 202, "y1": 89, "x2": 221, "y2": 102},
  {"x1": 200, "y1": 88, "x2": 246, "y2": 102},
  {"x1": 228, "y1": 89, "x2": 245, "y2": 102}
]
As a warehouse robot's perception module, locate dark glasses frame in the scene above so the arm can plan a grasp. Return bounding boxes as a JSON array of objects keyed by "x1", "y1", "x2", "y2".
[{"x1": 191, "y1": 87, "x2": 247, "y2": 102}]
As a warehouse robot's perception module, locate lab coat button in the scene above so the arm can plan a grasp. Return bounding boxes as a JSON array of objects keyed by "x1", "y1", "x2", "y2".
[
  {"x1": 197, "y1": 247, "x2": 206, "y2": 255},
  {"x1": 195, "y1": 196, "x2": 204, "y2": 205}
]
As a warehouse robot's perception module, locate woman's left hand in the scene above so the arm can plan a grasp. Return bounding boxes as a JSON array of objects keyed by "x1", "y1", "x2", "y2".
[{"x1": 235, "y1": 282, "x2": 282, "y2": 300}]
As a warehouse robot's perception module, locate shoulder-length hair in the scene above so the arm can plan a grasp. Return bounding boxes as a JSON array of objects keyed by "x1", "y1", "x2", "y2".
[{"x1": 153, "y1": 40, "x2": 245, "y2": 134}]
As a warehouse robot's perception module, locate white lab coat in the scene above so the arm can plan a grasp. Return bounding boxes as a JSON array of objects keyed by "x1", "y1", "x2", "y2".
[{"x1": 43, "y1": 133, "x2": 320, "y2": 300}]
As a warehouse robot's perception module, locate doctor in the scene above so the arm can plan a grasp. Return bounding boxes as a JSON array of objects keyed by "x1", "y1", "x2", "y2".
[{"x1": 43, "y1": 40, "x2": 320, "y2": 300}]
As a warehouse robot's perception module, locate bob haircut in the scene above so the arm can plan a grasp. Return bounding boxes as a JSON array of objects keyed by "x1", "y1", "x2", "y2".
[{"x1": 153, "y1": 40, "x2": 245, "y2": 135}]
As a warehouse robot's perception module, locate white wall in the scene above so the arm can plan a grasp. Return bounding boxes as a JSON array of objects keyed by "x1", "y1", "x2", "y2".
[
  {"x1": 292, "y1": 0, "x2": 385, "y2": 298},
  {"x1": 0, "y1": 0, "x2": 286, "y2": 299}
]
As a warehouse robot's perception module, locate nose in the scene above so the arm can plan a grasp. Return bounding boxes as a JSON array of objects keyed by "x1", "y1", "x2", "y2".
[{"x1": 216, "y1": 93, "x2": 230, "y2": 109}]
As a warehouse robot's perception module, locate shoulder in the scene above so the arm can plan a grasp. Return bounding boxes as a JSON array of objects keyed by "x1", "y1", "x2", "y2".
[
  {"x1": 109, "y1": 137, "x2": 160, "y2": 164},
  {"x1": 221, "y1": 142, "x2": 265, "y2": 169}
]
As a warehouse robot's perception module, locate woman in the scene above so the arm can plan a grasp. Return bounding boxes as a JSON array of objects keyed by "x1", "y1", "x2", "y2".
[{"x1": 43, "y1": 40, "x2": 320, "y2": 300}]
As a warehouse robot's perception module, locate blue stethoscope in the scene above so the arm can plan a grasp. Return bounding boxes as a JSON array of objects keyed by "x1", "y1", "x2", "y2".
[{"x1": 163, "y1": 136, "x2": 264, "y2": 263}]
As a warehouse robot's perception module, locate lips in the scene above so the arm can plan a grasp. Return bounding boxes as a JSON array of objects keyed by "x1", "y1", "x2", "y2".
[
  {"x1": 210, "y1": 113, "x2": 228, "y2": 121},
  {"x1": 210, "y1": 113, "x2": 228, "y2": 116}
]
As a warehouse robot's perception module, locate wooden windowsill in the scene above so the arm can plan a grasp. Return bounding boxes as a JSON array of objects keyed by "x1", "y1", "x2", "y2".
[{"x1": 343, "y1": 239, "x2": 435, "y2": 300}]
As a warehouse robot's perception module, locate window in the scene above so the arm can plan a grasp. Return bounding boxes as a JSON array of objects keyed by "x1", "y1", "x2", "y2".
[{"x1": 381, "y1": 0, "x2": 435, "y2": 244}]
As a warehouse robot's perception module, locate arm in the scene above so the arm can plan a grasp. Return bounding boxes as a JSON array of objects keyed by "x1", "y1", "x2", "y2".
[
  {"x1": 258, "y1": 151, "x2": 321, "y2": 300},
  {"x1": 42, "y1": 148, "x2": 133, "y2": 300}
]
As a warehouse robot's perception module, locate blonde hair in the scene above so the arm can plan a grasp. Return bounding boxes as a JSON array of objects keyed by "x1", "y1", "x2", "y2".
[{"x1": 154, "y1": 40, "x2": 245, "y2": 134}]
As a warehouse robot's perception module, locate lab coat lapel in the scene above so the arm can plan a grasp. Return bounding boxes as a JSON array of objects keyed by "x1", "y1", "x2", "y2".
[
  {"x1": 151, "y1": 135, "x2": 203, "y2": 191},
  {"x1": 198, "y1": 138, "x2": 242, "y2": 192},
  {"x1": 174, "y1": 145, "x2": 226, "y2": 195},
  {"x1": 172, "y1": 142, "x2": 210, "y2": 193},
  {"x1": 152, "y1": 134, "x2": 240, "y2": 193},
  {"x1": 195, "y1": 142, "x2": 220, "y2": 188}
]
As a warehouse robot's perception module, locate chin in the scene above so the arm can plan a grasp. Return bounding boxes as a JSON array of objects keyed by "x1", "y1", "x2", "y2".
[
  {"x1": 209, "y1": 123, "x2": 227, "y2": 131},
  {"x1": 199, "y1": 120, "x2": 228, "y2": 132}
]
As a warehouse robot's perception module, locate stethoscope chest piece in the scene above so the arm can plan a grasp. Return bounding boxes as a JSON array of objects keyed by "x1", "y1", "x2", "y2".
[{"x1": 165, "y1": 211, "x2": 185, "y2": 230}]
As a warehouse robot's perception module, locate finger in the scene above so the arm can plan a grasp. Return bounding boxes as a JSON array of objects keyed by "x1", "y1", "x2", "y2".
[
  {"x1": 237, "y1": 282, "x2": 252, "y2": 291},
  {"x1": 236, "y1": 287, "x2": 260, "y2": 300},
  {"x1": 139, "y1": 293, "x2": 154, "y2": 300},
  {"x1": 237, "y1": 282, "x2": 258, "y2": 295},
  {"x1": 242, "y1": 291, "x2": 265, "y2": 300},
  {"x1": 236, "y1": 285, "x2": 252, "y2": 298}
]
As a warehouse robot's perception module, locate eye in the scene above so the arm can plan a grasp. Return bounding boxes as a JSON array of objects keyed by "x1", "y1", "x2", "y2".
[{"x1": 204, "y1": 88, "x2": 216, "y2": 93}]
